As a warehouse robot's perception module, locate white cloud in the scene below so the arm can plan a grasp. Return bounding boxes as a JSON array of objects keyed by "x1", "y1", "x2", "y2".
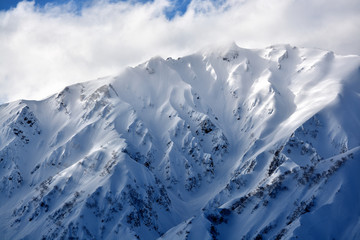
[{"x1": 0, "y1": 0, "x2": 359, "y2": 103}]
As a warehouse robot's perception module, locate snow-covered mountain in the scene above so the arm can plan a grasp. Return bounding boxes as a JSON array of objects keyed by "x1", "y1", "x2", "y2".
[{"x1": 0, "y1": 43, "x2": 359, "y2": 240}]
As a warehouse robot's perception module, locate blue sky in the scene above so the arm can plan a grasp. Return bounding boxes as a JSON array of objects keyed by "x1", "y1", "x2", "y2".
[
  {"x1": 0, "y1": 0, "x2": 359, "y2": 103},
  {"x1": 0, "y1": 0, "x2": 72, "y2": 10},
  {"x1": 0, "y1": 0, "x2": 192, "y2": 19}
]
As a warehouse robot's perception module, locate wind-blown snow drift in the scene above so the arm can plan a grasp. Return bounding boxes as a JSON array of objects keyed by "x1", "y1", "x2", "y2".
[{"x1": 0, "y1": 44, "x2": 359, "y2": 239}]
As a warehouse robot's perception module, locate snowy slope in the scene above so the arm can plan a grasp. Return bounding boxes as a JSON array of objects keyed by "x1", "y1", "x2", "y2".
[{"x1": 0, "y1": 44, "x2": 359, "y2": 240}]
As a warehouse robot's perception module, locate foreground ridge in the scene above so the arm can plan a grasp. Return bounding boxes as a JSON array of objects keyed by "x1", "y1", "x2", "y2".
[{"x1": 0, "y1": 44, "x2": 360, "y2": 239}]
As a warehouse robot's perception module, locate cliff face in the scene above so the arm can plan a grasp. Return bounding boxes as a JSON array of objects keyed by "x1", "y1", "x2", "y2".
[{"x1": 1, "y1": 44, "x2": 360, "y2": 239}]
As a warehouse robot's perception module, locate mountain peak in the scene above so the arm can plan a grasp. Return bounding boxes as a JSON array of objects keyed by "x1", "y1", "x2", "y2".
[{"x1": 1, "y1": 45, "x2": 360, "y2": 239}]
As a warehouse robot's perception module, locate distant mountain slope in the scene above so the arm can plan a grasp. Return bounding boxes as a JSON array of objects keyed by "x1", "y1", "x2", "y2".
[{"x1": 0, "y1": 44, "x2": 359, "y2": 240}]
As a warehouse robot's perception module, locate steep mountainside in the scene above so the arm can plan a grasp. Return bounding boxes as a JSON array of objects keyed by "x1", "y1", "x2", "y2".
[{"x1": 0, "y1": 44, "x2": 359, "y2": 239}]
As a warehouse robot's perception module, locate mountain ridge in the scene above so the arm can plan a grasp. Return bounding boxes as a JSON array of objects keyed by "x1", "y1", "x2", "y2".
[{"x1": 0, "y1": 43, "x2": 360, "y2": 239}]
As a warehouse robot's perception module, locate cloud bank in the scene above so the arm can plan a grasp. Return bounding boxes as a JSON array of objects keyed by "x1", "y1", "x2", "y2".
[{"x1": 0, "y1": 0, "x2": 359, "y2": 103}]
